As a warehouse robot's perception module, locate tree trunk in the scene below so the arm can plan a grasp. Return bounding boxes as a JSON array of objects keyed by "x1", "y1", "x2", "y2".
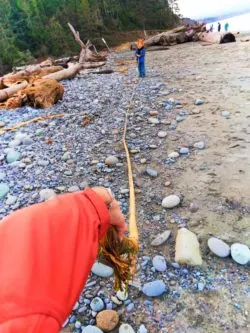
[
  {"x1": 44, "y1": 64, "x2": 82, "y2": 81},
  {"x1": 1, "y1": 66, "x2": 63, "y2": 87},
  {"x1": 0, "y1": 81, "x2": 28, "y2": 102}
]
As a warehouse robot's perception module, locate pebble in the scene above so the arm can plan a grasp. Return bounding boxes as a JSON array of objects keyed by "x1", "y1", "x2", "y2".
[
  {"x1": 5, "y1": 195, "x2": 17, "y2": 205},
  {"x1": 145, "y1": 167, "x2": 158, "y2": 177},
  {"x1": 116, "y1": 290, "x2": 128, "y2": 301},
  {"x1": 82, "y1": 326, "x2": 103, "y2": 333},
  {"x1": 149, "y1": 111, "x2": 158, "y2": 116},
  {"x1": 96, "y1": 310, "x2": 119, "y2": 332},
  {"x1": 0, "y1": 183, "x2": 10, "y2": 199},
  {"x1": 164, "y1": 180, "x2": 171, "y2": 187},
  {"x1": 168, "y1": 152, "x2": 179, "y2": 159},
  {"x1": 179, "y1": 147, "x2": 189, "y2": 154},
  {"x1": 195, "y1": 99, "x2": 204, "y2": 105},
  {"x1": 189, "y1": 202, "x2": 199, "y2": 213},
  {"x1": 0, "y1": 121, "x2": 5, "y2": 128},
  {"x1": 90, "y1": 297, "x2": 105, "y2": 312},
  {"x1": 126, "y1": 303, "x2": 135, "y2": 312},
  {"x1": 208, "y1": 237, "x2": 230, "y2": 258},
  {"x1": 105, "y1": 156, "x2": 119, "y2": 166},
  {"x1": 151, "y1": 230, "x2": 171, "y2": 246},
  {"x1": 197, "y1": 282, "x2": 205, "y2": 291},
  {"x1": 68, "y1": 185, "x2": 80, "y2": 192},
  {"x1": 152, "y1": 255, "x2": 167, "y2": 272},
  {"x1": 148, "y1": 117, "x2": 160, "y2": 124},
  {"x1": 162, "y1": 195, "x2": 180, "y2": 209},
  {"x1": 75, "y1": 321, "x2": 82, "y2": 329},
  {"x1": 111, "y1": 296, "x2": 122, "y2": 305},
  {"x1": 0, "y1": 172, "x2": 6, "y2": 181},
  {"x1": 142, "y1": 280, "x2": 167, "y2": 297},
  {"x1": 39, "y1": 189, "x2": 56, "y2": 201},
  {"x1": 6, "y1": 150, "x2": 21, "y2": 163},
  {"x1": 140, "y1": 158, "x2": 147, "y2": 164},
  {"x1": 91, "y1": 262, "x2": 114, "y2": 278},
  {"x1": 119, "y1": 324, "x2": 135, "y2": 333},
  {"x1": 37, "y1": 160, "x2": 49, "y2": 167},
  {"x1": 62, "y1": 152, "x2": 71, "y2": 161},
  {"x1": 194, "y1": 141, "x2": 205, "y2": 150},
  {"x1": 222, "y1": 111, "x2": 231, "y2": 118},
  {"x1": 9, "y1": 139, "x2": 21, "y2": 148},
  {"x1": 231, "y1": 243, "x2": 250, "y2": 265},
  {"x1": 158, "y1": 131, "x2": 167, "y2": 138},
  {"x1": 137, "y1": 325, "x2": 148, "y2": 333}
]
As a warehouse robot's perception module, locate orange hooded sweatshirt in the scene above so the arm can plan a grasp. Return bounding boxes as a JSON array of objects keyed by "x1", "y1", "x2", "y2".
[{"x1": 0, "y1": 188, "x2": 110, "y2": 332}]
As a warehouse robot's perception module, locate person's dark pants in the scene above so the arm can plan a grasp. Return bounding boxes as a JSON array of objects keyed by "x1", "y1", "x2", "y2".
[{"x1": 138, "y1": 61, "x2": 145, "y2": 77}]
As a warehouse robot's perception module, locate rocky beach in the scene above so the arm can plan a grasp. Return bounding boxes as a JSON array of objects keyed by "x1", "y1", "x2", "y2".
[{"x1": 0, "y1": 36, "x2": 249, "y2": 332}]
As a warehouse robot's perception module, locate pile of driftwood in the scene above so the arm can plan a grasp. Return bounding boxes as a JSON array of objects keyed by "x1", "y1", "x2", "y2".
[
  {"x1": 0, "y1": 23, "x2": 107, "y2": 109},
  {"x1": 131, "y1": 23, "x2": 236, "y2": 50}
]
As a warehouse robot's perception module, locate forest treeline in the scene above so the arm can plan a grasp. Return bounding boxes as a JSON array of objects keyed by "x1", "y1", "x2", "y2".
[{"x1": 0, "y1": 0, "x2": 179, "y2": 72}]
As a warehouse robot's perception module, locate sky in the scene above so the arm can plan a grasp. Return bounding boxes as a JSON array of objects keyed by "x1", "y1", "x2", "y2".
[{"x1": 178, "y1": 0, "x2": 250, "y2": 19}]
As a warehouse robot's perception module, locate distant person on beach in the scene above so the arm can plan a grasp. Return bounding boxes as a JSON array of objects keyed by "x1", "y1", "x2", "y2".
[
  {"x1": 218, "y1": 22, "x2": 221, "y2": 32},
  {"x1": 135, "y1": 38, "x2": 146, "y2": 78},
  {"x1": 225, "y1": 22, "x2": 229, "y2": 31},
  {"x1": 210, "y1": 24, "x2": 214, "y2": 32}
]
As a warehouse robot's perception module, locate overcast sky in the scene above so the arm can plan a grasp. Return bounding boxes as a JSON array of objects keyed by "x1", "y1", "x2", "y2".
[{"x1": 178, "y1": 0, "x2": 250, "y2": 19}]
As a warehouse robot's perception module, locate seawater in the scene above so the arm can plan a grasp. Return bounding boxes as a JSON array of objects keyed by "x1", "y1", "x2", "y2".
[{"x1": 206, "y1": 12, "x2": 250, "y2": 32}]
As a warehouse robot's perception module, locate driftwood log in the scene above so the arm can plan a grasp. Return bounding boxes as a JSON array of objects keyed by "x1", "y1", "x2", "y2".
[
  {"x1": 199, "y1": 31, "x2": 236, "y2": 44},
  {"x1": 0, "y1": 22, "x2": 107, "y2": 109},
  {"x1": 67, "y1": 23, "x2": 106, "y2": 63},
  {"x1": 1, "y1": 66, "x2": 63, "y2": 87},
  {"x1": 0, "y1": 81, "x2": 28, "y2": 102},
  {"x1": 0, "y1": 78, "x2": 64, "y2": 109}
]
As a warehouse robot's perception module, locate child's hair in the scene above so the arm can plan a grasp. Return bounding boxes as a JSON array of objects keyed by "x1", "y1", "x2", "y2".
[{"x1": 136, "y1": 38, "x2": 144, "y2": 49}]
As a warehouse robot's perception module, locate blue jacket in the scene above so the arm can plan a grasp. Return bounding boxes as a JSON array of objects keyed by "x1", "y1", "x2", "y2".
[{"x1": 136, "y1": 47, "x2": 145, "y2": 63}]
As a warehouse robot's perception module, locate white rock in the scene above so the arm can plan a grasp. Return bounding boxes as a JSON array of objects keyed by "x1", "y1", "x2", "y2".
[
  {"x1": 231, "y1": 243, "x2": 250, "y2": 265},
  {"x1": 168, "y1": 152, "x2": 179, "y2": 159},
  {"x1": 116, "y1": 290, "x2": 128, "y2": 301},
  {"x1": 9, "y1": 139, "x2": 21, "y2": 148},
  {"x1": 119, "y1": 324, "x2": 135, "y2": 333},
  {"x1": 148, "y1": 117, "x2": 160, "y2": 124},
  {"x1": 162, "y1": 195, "x2": 180, "y2": 209},
  {"x1": 151, "y1": 230, "x2": 171, "y2": 246},
  {"x1": 208, "y1": 237, "x2": 230, "y2": 258},
  {"x1": 194, "y1": 141, "x2": 205, "y2": 150},
  {"x1": 39, "y1": 189, "x2": 56, "y2": 201},
  {"x1": 82, "y1": 326, "x2": 103, "y2": 333},
  {"x1": 158, "y1": 131, "x2": 167, "y2": 138},
  {"x1": 5, "y1": 195, "x2": 17, "y2": 206},
  {"x1": 137, "y1": 325, "x2": 148, "y2": 333},
  {"x1": 175, "y1": 228, "x2": 202, "y2": 266}
]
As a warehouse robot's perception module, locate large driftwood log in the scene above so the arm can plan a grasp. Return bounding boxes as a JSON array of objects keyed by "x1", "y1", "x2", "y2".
[
  {"x1": 1, "y1": 66, "x2": 63, "y2": 87},
  {"x1": 45, "y1": 64, "x2": 82, "y2": 81},
  {"x1": 131, "y1": 24, "x2": 206, "y2": 49},
  {"x1": 0, "y1": 81, "x2": 28, "y2": 102}
]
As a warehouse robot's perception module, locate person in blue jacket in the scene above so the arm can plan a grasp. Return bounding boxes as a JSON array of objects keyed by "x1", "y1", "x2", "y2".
[{"x1": 135, "y1": 38, "x2": 146, "y2": 78}]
